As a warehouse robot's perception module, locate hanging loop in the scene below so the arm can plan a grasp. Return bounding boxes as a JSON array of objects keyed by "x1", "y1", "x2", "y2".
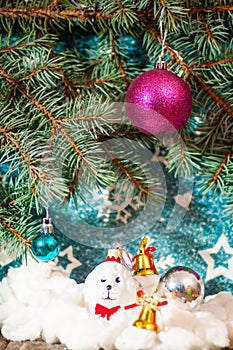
[{"x1": 155, "y1": 19, "x2": 168, "y2": 69}]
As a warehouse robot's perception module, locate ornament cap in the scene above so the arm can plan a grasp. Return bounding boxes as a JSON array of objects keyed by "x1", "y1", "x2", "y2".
[
  {"x1": 105, "y1": 248, "x2": 122, "y2": 263},
  {"x1": 155, "y1": 60, "x2": 166, "y2": 70},
  {"x1": 104, "y1": 245, "x2": 133, "y2": 271},
  {"x1": 42, "y1": 217, "x2": 53, "y2": 234},
  {"x1": 132, "y1": 237, "x2": 158, "y2": 276}
]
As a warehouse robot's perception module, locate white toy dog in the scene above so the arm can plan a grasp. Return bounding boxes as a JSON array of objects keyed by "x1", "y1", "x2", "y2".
[{"x1": 83, "y1": 252, "x2": 139, "y2": 320}]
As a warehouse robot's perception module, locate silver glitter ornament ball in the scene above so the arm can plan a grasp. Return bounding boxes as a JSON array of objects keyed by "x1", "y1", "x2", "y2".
[{"x1": 158, "y1": 266, "x2": 204, "y2": 307}]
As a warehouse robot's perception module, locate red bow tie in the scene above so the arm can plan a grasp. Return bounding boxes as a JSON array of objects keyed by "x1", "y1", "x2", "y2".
[
  {"x1": 95, "y1": 302, "x2": 139, "y2": 320},
  {"x1": 95, "y1": 303, "x2": 121, "y2": 320}
]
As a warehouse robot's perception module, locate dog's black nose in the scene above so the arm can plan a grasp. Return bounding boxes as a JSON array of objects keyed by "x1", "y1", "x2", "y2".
[{"x1": 106, "y1": 285, "x2": 112, "y2": 290}]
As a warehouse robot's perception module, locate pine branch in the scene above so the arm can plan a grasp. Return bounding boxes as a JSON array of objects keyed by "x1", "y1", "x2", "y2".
[
  {"x1": 110, "y1": 31, "x2": 130, "y2": 85},
  {"x1": 209, "y1": 146, "x2": 233, "y2": 187},
  {"x1": 82, "y1": 77, "x2": 112, "y2": 87},
  {"x1": 0, "y1": 2, "x2": 232, "y2": 30},
  {"x1": 0, "y1": 35, "x2": 55, "y2": 54},
  {"x1": 165, "y1": 135, "x2": 201, "y2": 177},
  {"x1": 162, "y1": 49, "x2": 233, "y2": 119},
  {"x1": 18, "y1": 64, "x2": 57, "y2": 82},
  {"x1": 0, "y1": 1, "x2": 191, "y2": 32},
  {"x1": 192, "y1": 56, "x2": 233, "y2": 68},
  {"x1": 189, "y1": 5, "x2": 233, "y2": 15},
  {"x1": 112, "y1": 157, "x2": 149, "y2": 197},
  {"x1": 0, "y1": 218, "x2": 32, "y2": 247},
  {"x1": 0, "y1": 127, "x2": 48, "y2": 185},
  {"x1": 0, "y1": 7, "x2": 111, "y2": 22},
  {"x1": 0, "y1": 181, "x2": 42, "y2": 256},
  {"x1": 0, "y1": 66, "x2": 95, "y2": 176},
  {"x1": 193, "y1": 111, "x2": 226, "y2": 153}
]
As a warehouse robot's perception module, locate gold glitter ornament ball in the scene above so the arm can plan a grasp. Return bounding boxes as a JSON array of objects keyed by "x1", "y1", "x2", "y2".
[{"x1": 125, "y1": 68, "x2": 192, "y2": 136}]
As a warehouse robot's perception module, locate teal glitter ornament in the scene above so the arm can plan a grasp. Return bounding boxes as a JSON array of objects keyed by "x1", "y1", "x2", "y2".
[{"x1": 31, "y1": 217, "x2": 60, "y2": 261}]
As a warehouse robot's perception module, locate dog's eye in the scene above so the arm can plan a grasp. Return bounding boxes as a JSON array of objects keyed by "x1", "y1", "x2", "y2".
[
  {"x1": 101, "y1": 278, "x2": 106, "y2": 282},
  {"x1": 115, "y1": 277, "x2": 121, "y2": 283}
]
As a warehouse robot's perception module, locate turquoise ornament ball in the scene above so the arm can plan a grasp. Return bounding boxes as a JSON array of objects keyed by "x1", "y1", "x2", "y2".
[{"x1": 31, "y1": 232, "x2": 60, "y2": 261}]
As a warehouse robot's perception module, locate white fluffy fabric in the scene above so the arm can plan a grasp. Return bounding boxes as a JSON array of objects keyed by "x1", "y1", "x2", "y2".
[{"x1": 0, "y1": 261, "x2": 233, "y2": 350}]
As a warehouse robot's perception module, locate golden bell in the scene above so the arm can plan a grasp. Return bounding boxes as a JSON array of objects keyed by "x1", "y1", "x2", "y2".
[
  {"x1": 133, "y1": 237, "x2": 157, "y2": 276},
  {"x1": 133, "y1": 305, "x2": 159, "y2": 332},
  {"x1": 133, "y1": 253, "x2": 156, "y2": 276}
]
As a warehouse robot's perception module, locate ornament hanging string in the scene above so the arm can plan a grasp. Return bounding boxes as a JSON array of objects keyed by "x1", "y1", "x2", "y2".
[
  {"x1": 157, "y1": 17, "x2": 184, "y2": 68},
  {"x1": 45, "y1": 206, "x2": 49, "y2": 221},
  {"x1": 111, "y1": 241, "x2": 133, "y2": 272},
  {"x1": 156, "y1": 19, "x2": 168, "y2": 69},
  {"x1": 42, "y1": 180, "x2": 53, "y2": 234},
  {"x1": 42, "y1": 180, "x2": 52, "y2": 220}
]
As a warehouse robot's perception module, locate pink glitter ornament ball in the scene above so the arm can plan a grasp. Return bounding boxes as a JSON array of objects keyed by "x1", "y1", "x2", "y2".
[{"x1": 125, "y1": 68, "x2": 192, "y2": 136}]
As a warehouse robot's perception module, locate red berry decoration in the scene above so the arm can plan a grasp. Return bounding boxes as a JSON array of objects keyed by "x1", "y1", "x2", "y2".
[
  {"x1": 136, "y1": 289, "x2": 145, "y2": 298},
  {"x1": 125, "y1": 68, "x2": 192, "y2": 136}
]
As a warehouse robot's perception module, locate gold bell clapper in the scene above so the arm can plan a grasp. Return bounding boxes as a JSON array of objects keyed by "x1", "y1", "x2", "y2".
[
  {"x1": 133, "y1": 290, "x2": 168, "y2": 332},
  {"x1": 132, "y1": 237, "x2": 160, "y2": 293}
]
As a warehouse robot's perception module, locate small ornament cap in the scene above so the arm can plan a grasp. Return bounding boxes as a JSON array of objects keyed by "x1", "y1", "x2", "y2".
[
  {"x1": 155, "y1": 60, "x2": 166, "y2": 70},
  {"x1": 42, "y1": 217, "x2": 53, "y2": 233},
  {"x1": 105, "y1": 248, "x2": 122, "y2": 263},
  {"x1": 104, "y1": 243, "x2": 132, "y2": 270}
]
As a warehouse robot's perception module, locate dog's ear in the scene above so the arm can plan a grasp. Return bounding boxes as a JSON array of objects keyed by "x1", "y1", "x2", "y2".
[{"x1": 83, "y1": 266, "x2": 99, "y2": 305}]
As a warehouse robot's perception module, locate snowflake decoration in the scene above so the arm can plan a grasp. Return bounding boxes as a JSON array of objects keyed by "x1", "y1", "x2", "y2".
[{"x1": 94, "y1": 183, "x2": 146, "y2": 225}]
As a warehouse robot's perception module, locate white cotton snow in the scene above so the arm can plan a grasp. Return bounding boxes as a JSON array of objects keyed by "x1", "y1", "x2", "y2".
[{"x1": 0, "y1": 261, "x2": 233, "y2": 350}]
